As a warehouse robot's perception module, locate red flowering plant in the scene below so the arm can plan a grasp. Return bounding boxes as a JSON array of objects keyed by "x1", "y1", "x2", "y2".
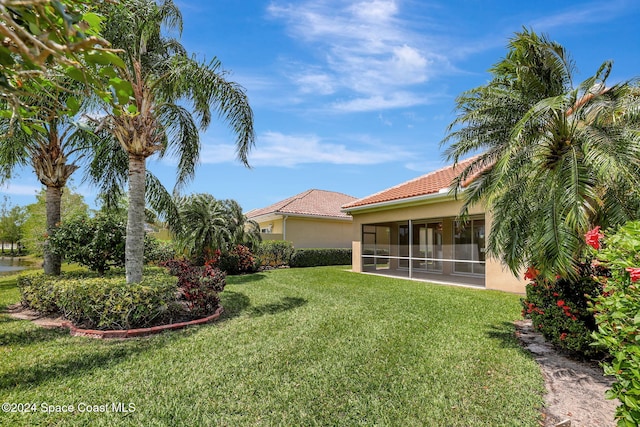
[
  {"x1": 520, "y1": 260, "x2": 604, "y2": 357},
  {"x1": 587, "y1": 221, "x2": 640, "y2": 425}
]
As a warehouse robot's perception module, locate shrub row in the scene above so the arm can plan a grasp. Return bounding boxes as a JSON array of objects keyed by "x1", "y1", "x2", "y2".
[
  {"x1": 289, "y1": 248, "x2": 352, "y2": 268},
  {"x1": 18, "y1": 269, "x2": 178, "y2": 330}
]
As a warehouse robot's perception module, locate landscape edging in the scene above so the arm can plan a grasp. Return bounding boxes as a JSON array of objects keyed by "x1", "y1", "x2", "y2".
[{"x1": 61, "y1": 306, "x2": 224, "y2": 338}]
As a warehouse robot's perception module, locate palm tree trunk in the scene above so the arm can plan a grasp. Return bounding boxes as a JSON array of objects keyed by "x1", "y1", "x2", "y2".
[
  {"x1": 44, "y1": 186, "x2": 62, "y2": 275},
  {"x1": 126, "y1": 153, "x2": 146, "y2": 283}
]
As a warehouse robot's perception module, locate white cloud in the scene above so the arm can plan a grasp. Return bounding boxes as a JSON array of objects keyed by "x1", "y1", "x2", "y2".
[
  {"x1": 268, "y1": 0, "x2": 445, "y2": 111},
  {"x1": 0, "y1": 182, "x2": 41, "y2": 196},
  {"x1": 198, "y1": 131, "x2": 410, "y2": 167}
]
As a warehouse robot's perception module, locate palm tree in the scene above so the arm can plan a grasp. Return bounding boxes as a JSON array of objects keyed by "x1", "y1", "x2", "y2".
[
  {"x1": 219, "y1": 199, "x2": 261, "y2": 250},
  {"x1": 0, "y1": 91, "x2": 93, "y2": 275},
  {"x1": 172, "y1": 193, "x2": 229, "y2": 264},
  {"x1": 96, "y1": 0, "x2": 254, "y2": 283},
  {"x1": 442, "y1": 29, "x2": 640, "y2": 278}
]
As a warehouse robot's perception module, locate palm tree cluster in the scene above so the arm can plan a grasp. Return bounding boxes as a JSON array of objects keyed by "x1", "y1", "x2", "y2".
[
  {"x1": 170, "y1": 194, "x2": 260, "y2": 264},
  {"x1": 442, "y1": 29, "x2": 640, "y2": 278},
  {"x1": 0, "y1": 0, "x2": 255, "y2": 283}
]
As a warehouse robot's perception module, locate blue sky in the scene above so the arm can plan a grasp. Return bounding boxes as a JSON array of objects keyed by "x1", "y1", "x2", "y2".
[{"x1": 2, "y1": 0, "x2": 639, "y2": 213}]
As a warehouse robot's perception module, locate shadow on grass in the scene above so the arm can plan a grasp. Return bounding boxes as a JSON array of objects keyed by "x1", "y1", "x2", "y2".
[
  {"x1": 0, "y1": 317, "x2": 68, "y2": 347},
  {"x1": 226, "y1": 273, "x2": 266, "y2": 285},
  {"x1": 0, "y1": 330, "x2": 181, "y2": 391},
  {"x1": 249, "y1": 296, "x2": 307, "y2": 317},
  {"x1": 219, "y1": 291, "x2": 307, "y2": 320},
  {"x1": 485, "y1": 321, "x2": 532, "y2": 355}
]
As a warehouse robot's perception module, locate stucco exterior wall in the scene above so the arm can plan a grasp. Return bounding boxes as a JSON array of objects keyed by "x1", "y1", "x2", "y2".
[
  {"x1": 255, "y1": 216, "x2": 353, "y2": 249},
  {"x1": 347, "y1": 197, "x2": 525, "y2": 293}
]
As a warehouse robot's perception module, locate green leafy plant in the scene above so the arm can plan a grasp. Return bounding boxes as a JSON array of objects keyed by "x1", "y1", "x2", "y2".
[
  {"x1": 18, "y1": 268, "x2": 178, "y2": 329},
  {"x1": 521, "y1": 264, "x2": 605, "y2": 358},
  {"x1": 589, "y1": 222, "x2": 640, "y2": 426},
  {"x1": 290, "y1": 248, "x2": 352, "y2": 268},
  {"x1": 210, "y1": 245, "x2": 258, "y2": 275},
  {"x1": 255, "y1": 240, "x2": 294, "y2": 268}
]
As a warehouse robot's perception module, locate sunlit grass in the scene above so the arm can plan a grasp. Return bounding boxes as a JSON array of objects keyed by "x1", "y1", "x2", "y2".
[{"x1": 0, "y1": 266, "x2": 544, "y2": 426}]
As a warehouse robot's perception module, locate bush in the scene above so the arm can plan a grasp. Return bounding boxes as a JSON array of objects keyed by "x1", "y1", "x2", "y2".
[
  {"x1": 18, "y1": 269, "x2": 178, "y2": 330},
  {"x1": 521, "y1": 264, "x2": 605, "y2": 358},
  {"x1": 18, "y1": 271, "x2": 59, "y2": 314},
  {"x1": 589, "y1": 222, "x2": 640, "y2": 426},
  {"x1": 144, "y1": 236, "x2": 177, "y2": 264},
  {"x1": 49, "y1": 213, "x2": 126, "y2": 274},
  {"x1": 289, "y1": 248, "x2": 352, "y2": 268},
  {"x1": 210, "y1": 245, "x2": 258, "y2": 275},
  {"x1": 160, "y1": 259, "x2": 227, "y2": 317},
  {"x1": 255, "y1": 240, "x2": 294, "y2": 268}
]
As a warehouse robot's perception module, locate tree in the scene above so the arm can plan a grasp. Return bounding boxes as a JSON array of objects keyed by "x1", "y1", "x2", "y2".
[
  {"x1": 0, "y1": 198, "x2": 27, "y2": 254},
  {"x1": 219, "y1": 198, "x2": 261, "y2": 250},
  {"x1": 442, "y1": 29, "x2": 640, "y2": 278},
  {"x1": 22, "y1": 186, "x2": 88, "y2": 257},
  {"x1": 0, "y1": 84, "x2": 98, "y2": 274},
  {"x1": 0, "y1": 0, "x2": 125, "y2": 127},
  {"x1": 94, "y1": 0, "x2": 254, "y2": 283},
  {"x1": 172, "y1": 193, "x2": 229, "y2": 264}
]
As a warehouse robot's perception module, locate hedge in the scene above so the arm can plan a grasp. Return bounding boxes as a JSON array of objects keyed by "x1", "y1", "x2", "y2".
[
  {"x1": 18, "y1": 268, "x2": 179, "y2": 330},
  {"x1": 289, "y1": 248, "x2": 352, "y2": 268}
]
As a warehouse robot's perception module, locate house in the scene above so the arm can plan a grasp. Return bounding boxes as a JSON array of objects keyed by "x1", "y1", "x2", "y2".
[
  {"x1": 246, "y1": 189, "x2": 357, "y2": 249},
  {"x1": 341, "y1": 159, "x2": 525, "y2": 293}
]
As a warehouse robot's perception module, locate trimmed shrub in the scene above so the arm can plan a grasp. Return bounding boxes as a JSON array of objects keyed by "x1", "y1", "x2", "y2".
[
  {"x1": 589, "y1": 222, "x2": 640, "y2": 425},
  {"x1": 521, "y1": 264, "x2": 605, "y2": 358},
  {"x1": 18, "y1": 268, "x2": 178, "y2": 330},
  {"x1": 18, "y1": 271, "x2": 59, "y2": 314},
  {"x1": 210, "y1": 245, "x2": 259, "y2": 275},
  {"x1": 255, "y1": 240, "x2": 294, "y2": 268},
  {"x1": 289, "y1": 248, "x2": 352, "y2": 268}
]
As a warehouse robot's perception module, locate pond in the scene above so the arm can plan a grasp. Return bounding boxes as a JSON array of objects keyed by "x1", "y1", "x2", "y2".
[{"x1": 0, "y1": 257, "x2": 37, "y2": 275}]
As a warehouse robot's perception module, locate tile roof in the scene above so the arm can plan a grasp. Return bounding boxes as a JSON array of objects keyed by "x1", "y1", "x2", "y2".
[
  {"x1": 342, "y1": 157, "x2": 479, "y2": 210},
  {"x1": 246, "y1": 189, "x2": 357, "y2": 220}
]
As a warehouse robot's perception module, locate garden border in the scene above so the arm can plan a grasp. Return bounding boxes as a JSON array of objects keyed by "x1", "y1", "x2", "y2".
[{"x1": 61, "y1": 306, "x2": 224, "y2": 339}]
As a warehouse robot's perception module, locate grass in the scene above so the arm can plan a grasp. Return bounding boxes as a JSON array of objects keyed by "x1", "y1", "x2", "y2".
[{"x1": 0, "y1": 266, "x2": 545, "y2": 426}]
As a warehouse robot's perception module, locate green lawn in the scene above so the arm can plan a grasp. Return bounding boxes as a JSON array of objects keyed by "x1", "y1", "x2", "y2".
[{"x1": 0, "y1": 266, "x2": 545, "y2": 426}]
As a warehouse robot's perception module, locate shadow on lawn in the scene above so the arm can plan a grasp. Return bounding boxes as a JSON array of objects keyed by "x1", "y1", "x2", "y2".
[
  {"x1": 485, "y1": 321, "x2": 532, "y2": 355},
  {"x1": 227, "y1": 273, "x2": 266, "y2": 285},
  {"x1": 219, "y1": 291, "x2": 307, "y2": 320},
  {"x1": 0, "y1": 329, "x2": 179, "y2": 391},
  {"x1": 249, "y1": 296, "x2": 307, "y2": 317},
  {"x1": 0, "y1": 316, "x2": 68, "y2": 347}
]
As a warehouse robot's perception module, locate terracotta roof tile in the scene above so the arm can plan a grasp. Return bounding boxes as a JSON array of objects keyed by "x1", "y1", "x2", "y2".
[
  {"x1": 342, "y1": 157, "x2": 479, "y2": 210},
  {"x1": 247, "y1": 189, "x2": 357, "y2": 219}
]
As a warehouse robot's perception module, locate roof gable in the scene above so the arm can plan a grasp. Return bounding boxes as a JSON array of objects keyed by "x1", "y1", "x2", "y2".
[{"x1": 247, "y1": 189, "x2": 357, "y2": 220}]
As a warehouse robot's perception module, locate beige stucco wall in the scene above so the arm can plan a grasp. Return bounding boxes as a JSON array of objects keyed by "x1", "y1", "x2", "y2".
[
  {"x1": 347, "y1": 197, "x2": 526, "y2": 293},
  {"x1": 255, "y1": 216, "x2": 353, "y2": 249}
]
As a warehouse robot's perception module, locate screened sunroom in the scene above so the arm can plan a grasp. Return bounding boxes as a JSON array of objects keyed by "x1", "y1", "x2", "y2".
[{"x1": 361, "y1": 216, "x2": 486, "y2": 287}]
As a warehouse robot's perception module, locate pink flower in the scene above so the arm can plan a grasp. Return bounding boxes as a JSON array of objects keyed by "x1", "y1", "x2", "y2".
[
  {"x1": 626, "y1": 267, "x2": 640, "y2": 283},
  {"x1": 557, "y1": 300, "x2": 565, "y2": 307},
  {"x1": 585, "y1": 226, "x2": 604, "y2": 250},
  {"x1": 559, "y1": 333, "x2": 567, "y2": 341}
]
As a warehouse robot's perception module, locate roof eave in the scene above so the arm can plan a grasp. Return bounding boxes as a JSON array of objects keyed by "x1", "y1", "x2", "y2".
[{"x1": 342, "y1": 188, "x2": 464, "y2": 214}]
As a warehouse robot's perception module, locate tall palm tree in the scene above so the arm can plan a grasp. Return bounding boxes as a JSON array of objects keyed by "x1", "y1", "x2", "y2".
[
  {"x1": 442, "y1": 29, "x2": 640, "y2": 278},
  {"x1": 97, "y1": 0, "x2": 254, "y2": 283},
  {"x1": 0, "y1": 93, "x2": 93, "y2": 275}
]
